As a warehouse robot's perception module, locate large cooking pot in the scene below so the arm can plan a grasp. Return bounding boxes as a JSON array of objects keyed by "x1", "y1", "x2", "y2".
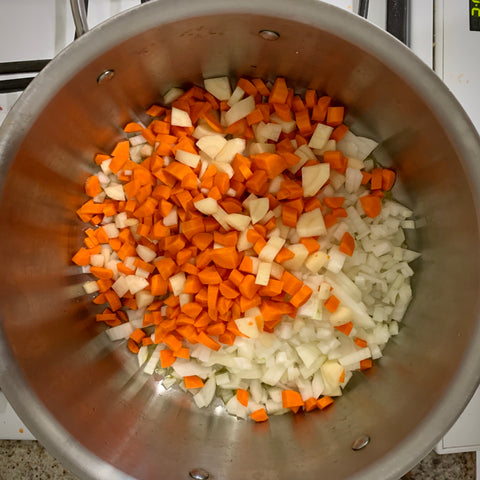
[{"x1": 1, "y1": 1, "x2": 480, "y2": 479}]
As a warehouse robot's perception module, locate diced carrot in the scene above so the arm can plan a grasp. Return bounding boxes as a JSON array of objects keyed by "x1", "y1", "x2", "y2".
[
  {"x1": 198, "y1": 266, "x2": 222, "y2": 285},
  {"x1": 305, "y1": 89, "x2": 318, "y2": 109},
  {"x1": 134, "y1": 258, "x2": 155, "y2": 273},
  {"x1": 181, "y1": 217, "x2": 205, "y2": 241},
  {"x1": 181, "y1": 302, "x2": 203, "y2": 318},
  {"x1": 371, "y1": 190, "x2": 385, "y2": 198},
  {"x1": 206, "y1": 321, "x2": 226, "y2": 336},
  {"x1": 282, "y1": 205, "x2": 298, "y2": 227},
  {"x1": 109, "y1": 140, "x2": 130, "y2": 173},
  {"x1": 184, "y1": 375, "x2": 204, "y2": 389},
  {"x1": 238, "y1": 256, "x2": 254, "y2": 274},
  {"x1": 164, "y1": 333, "x2": 182, "y2": 352},
  {"x1": 276, "y1": 177, "x2": 303, "y2": 200},
  {"x1": 160, "y1": 349, "x2": 176, "y2": 368},
  {"x1": 282, "y1": 390, "x2": 304, "y2": 408},
  {"x1": 197, "y1": 331, "x2": 221, "y2": 351},
  {"x1": 360, "y1": 359, "x2": 373, "y2": 370},
  {"x1": 331, "y1": 124, "x2": 349, "y2": 142},
  {"x1": 212, "y1": 246, "x2": 240, "y2": 269},
  {"x1": 130, "y1": 328, "x2": 146, "y2": 344},
  {"x1": 335, "y1": 321, "x2": 354, "y2": 336},
  {"x1": 303, "y1": 197, "x2": 322, "y2": 212},
  {"x1": 311, "y1": 96, "x2": 331, "y2": 122},
  {"x1": 250, "y1": 408, "x2": 268, "y2": 422},
  {"x1": 96, "y1": 312, "x2": 118, "y2": 323},
  {"x1": 355, "y1": 337, "x2": 368, "y2": 348},
  {"x1": 252, "y1": 78, "x2": 270, "y2": 96},
  {"x1": 237, "y1": 78, "x2": 258, "y2": 96},
  {"x1": 371, "y1": 167, "x2": 383, "y2": 191},
  {"x1": 104, "y1": 289, "x2": 122, "y2": 312},
  {"x1": 214, "y1": 231, "x2": 239, "y2": 247},
  {"x1": 196, "y1": 248, "x2": 213, "y2": 270},
  {"x1": 239, "y1": 295, "x2": 262, "y2": 312},
  {"x1": 94, "y1": 153, "x2": 110, "y2": 165},
  {"x1": 332, "y1": 207, "x2": 347, "y2": 218},
  {"x1": 324, "y1": 214, "x2": 338, "y2": 228},
  {"x1": 251, "y1": 152, "x2": 287, "y2": 179},
  {"x1": 154, "y1": 257, "x2": 177, "y2": 280},
  {"x1": 281, "y1": 271, "x2": 303, "y2": 296},
  {"x1": 299, "y1": 237, "x2": 320, "y2": 254},
  {"x1": 164, "y1": 295, "x2": 180, "y2": 307},
  {"x1": 173, "y1": 347, "x2": 190, "y2": 359},
  {"x1": 85, "y1": 175, "x2": 102, "y2": 198},
  {"x1": 228, "y1": 269, "x2": 245, "y2": 287},
  {"x1": 325, "y1": 294, "x2": 340, "y2": 313},
  {"x1": 92, "y1": 293, "x2": 106, "y2": 306},
  {"x1": 245, "y1": 228, "x2": 261, "y2": 244},
  {"x1": 237, "y1": 388, "x2": 250, "y2": 407},
  {"x1": 191, "y1": 232, "x2": 213, "y2": 250},
  {"x1": 295, "y1": 109, "x2": 312, "y2": 136},
  {"x1": 339, "y1": 231, "x2": 355, "y2": 256},
  {"x1": 253, "y1": 237, "x2": 267, "y2": 256},
  {"x1": 304, "y1": 397, "x2": 318, "y2": 412},
  {"x1": 323, "y1": 151, "x2": 345, "y2": 172},
  {"x1": 90, "y1": 266, "x2": 114, "y2": 280},
  {"x1": 382, "y1": 168, "x2": 396, "y2": 191},
  {"x1": 269, "y1": 77, "x2": 288, "y2": 104},
  {"x1": 359, "y1": 194, "x2": 382, "y2": 218},
  {"x1": 258, "y1": 279, "x2": 284, "y2": 297},
  {"x1": 184, "y1": 275, "x2": 202, "y2": 294},
  {"x1": 151, "y1": 222, "x2": 170, "y2": 239},
  {"x1": 273, "y1": 103, "x2": 293, "y2": 121},
  {"x1": 290, "y1": 285, "x2": 313, "y2": 308},
  {"x1": 202, "y1": 110, "x2": 223, "y2": 133},
  {"x1": 326, "y1": 106, "x2": 344, "y2": 127},
  {"x1": 292, "y1": 95, "x2": 305, "y2": 112},
  {"x1": 127, "y1": 338, "x2": 140, "y2": 354},
  {"x1": 146, "y1": 104, "x2": 166, "y2": 116},
  {"x1": 239, "y1": 274, "x2": 260, "y2": 299},
  {"x1": 245, "y1": 169, "x2": 268, "y2": 195},
  {"x1": 323, "y1": 196, "x2": 345, "y2": 209},
  {"x1": 207, "y1": 284, "x2": 219, "y2": 321},
  {"x1": 218, "y1": 331, "x2": 236, "y2": 346},
  {"x1": 72, "y1": 247, "x2": 92, "y2": 266},
  {"x1": 96, "y1": 278, "x2": 113, "y2": 293},
  {"x1": 264, "y1": 217, "x2": 276, "y2": 231},
  {"x1": 276, "y1": 138, "x2": 295, "y2": 153},
  {"x1": 317, "y1": 396, "x2": 334, "y2": 410}
]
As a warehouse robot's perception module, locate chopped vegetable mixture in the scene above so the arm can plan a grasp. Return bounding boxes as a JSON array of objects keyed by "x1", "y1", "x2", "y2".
[{"x1": 73, "y1": 76, "x2": 419, "y2": 421}]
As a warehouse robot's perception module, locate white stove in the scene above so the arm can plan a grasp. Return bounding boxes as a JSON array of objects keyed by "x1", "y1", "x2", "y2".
[{"x1": 0, "y1": 0, "x2": 479, "y2": 470}]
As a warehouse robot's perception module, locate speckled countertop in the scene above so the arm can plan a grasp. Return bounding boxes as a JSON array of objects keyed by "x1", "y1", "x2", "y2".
[{"x1": 0, "y1": 441, "x2": 476, "y2": 480}]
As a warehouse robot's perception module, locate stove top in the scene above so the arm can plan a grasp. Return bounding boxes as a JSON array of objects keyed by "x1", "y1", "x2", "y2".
[{"x1": 0, "y1": 0, "x2": 479, "y2": 467}]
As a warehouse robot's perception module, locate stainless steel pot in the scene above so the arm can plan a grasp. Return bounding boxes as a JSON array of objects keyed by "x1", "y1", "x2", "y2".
[{"x1": 1, "y1": 1, "x2": 480, "y2": 479}]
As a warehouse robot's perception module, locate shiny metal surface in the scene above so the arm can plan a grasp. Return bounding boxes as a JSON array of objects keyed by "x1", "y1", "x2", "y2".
[
  {"x1": 351, "y1": 435, "x2": 371, "y2": 451},
  {"x1": 70, "y1": 0, "x2": 89, "y2": 37},
  {"x1": 0, "y1": 1, "x2": 480, "y2": 479},
  {"x1": 97, "y1": 69, "x2": 116, "y2": 84}
]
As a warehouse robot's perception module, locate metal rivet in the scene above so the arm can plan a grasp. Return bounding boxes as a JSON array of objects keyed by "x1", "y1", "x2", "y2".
[
  {"x1": 97, "y1": 69, "x2": 115, "y2": 84},
  {"x1": 258, "y1": 30, "x2": 280, "y2": 41},
  {"x1": 189, "y1": 468, "x2": 210, "y2": 480},
  {"x1": 351, "y1": 435, "x2": 370, "y2": 451}
]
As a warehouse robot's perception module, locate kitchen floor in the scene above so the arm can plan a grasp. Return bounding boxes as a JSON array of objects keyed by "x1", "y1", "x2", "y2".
[{"x1": 0, "y1": 440, "x2": 475, "y2": 479}]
